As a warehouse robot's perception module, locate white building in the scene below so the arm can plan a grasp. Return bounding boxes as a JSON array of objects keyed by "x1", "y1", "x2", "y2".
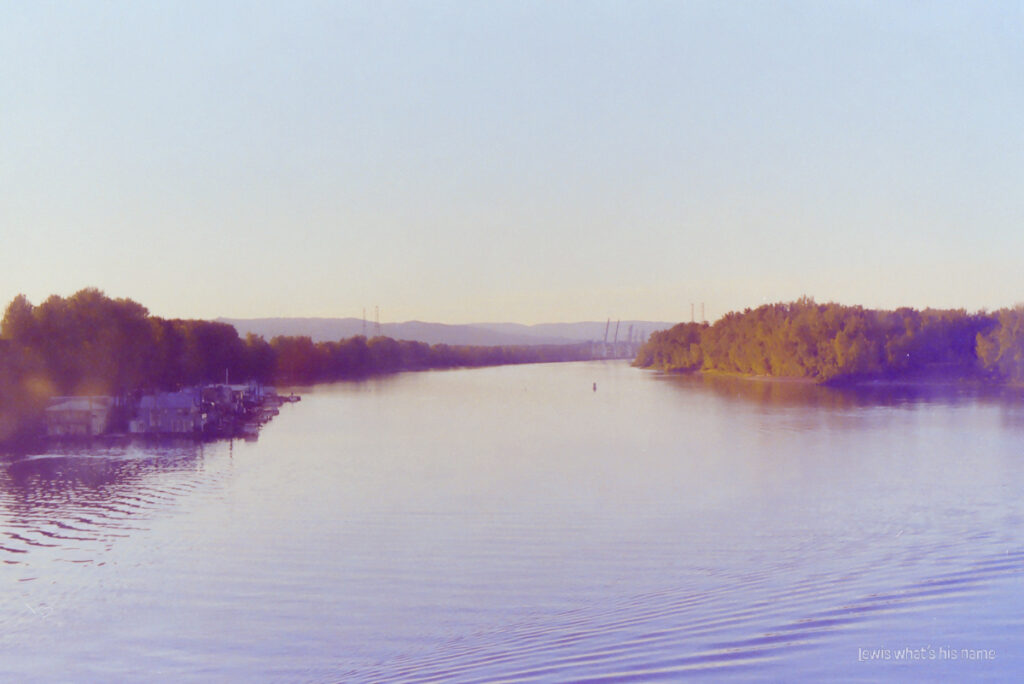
[{"x1": 45, "y1": 396, "x2": 113, "y2": 437}]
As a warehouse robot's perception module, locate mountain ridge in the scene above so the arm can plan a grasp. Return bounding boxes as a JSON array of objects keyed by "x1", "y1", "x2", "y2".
[{"x1": 216, "y1": 317, "x2": 676, "y2": 347}]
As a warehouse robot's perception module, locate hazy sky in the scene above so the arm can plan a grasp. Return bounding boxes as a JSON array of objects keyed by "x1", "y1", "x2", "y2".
[{"x1": 2, "y1": 1, "x2": 1022, "y2": 324}]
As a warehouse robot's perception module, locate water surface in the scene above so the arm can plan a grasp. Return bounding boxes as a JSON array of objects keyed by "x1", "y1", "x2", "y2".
[{"x1": 2, "y1": 361, "x2": 1023, "y2": 681}]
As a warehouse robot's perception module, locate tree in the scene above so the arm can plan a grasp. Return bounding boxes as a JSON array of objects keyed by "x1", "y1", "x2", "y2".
[
  {"x1": 1, "y1": 294, "x2": 37, "y2": 343},
  {"x1": 976, "y1": 306, "x2": 1024, "y2": 382}
]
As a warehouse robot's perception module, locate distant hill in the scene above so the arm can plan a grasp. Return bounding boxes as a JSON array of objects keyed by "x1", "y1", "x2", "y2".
[
  {"x1": 217, "y1": 318, "x2": 676, "y2": 347},
  {"x1": 474, "y1": 321, "x2": 677, "y2": 345}
]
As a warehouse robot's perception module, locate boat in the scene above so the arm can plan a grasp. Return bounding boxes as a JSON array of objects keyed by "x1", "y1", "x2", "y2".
[{"x1": 240, "y1": 422, "x2": 260, "y2": 441}]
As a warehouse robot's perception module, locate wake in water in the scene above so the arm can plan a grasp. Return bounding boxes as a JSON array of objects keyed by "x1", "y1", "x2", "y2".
[
  {"x1": 344, "y1": 545, "x2": 1024, "y2": 682},
  {"x1": 0, "y1": 442, "x2": 232, "y2": 568}
]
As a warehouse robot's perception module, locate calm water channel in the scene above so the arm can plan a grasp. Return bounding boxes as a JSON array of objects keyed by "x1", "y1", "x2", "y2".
[{"x1": 2, "y1": 360, "x2": 1023, "y2": 681}]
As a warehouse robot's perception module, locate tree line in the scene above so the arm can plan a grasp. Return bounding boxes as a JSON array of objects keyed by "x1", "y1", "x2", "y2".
[
  {"x1": 634, "y1": 297, "x2": 1024, "y2": 384},
  {"x1": 266, "y1": 333, "x2": 592, "y2": 383},
  {"x1": 0, "y1": 289, "x2": 592, "y2": 443}
]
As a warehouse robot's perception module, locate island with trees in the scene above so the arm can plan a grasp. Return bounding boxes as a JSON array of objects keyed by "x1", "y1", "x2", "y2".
[
  {"x1": 633, "y1": 297, "x2": 1024, "y2": 385},
  {"x1": 0, "y1": 289, "x2": 595, "y2": 446}
]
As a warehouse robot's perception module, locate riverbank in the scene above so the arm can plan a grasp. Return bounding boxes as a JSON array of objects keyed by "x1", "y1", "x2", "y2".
[
  {"x1": 646, "y1": 363, "x2": 998, "y2": 389},
  {"x1": 1, "y1": 289, "x2": 604, "y2": 451},
  {"x1": 0, "y1": 353, "x2": 605, "y2": 452},
  {"x1": 0, "y1": 384, "x2": 300, "y2": 455}
]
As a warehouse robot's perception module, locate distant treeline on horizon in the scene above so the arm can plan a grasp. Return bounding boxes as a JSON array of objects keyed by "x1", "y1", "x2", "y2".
[
  {"x1": 634, "y1": 296, "x2": 1024, "y2": 384},
  {"x1": 0, "y1": 289, "x2": 593, "y2": 443}
]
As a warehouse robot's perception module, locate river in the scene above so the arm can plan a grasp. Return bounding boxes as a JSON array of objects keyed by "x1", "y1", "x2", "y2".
[{"x1": 2, "y1": 360, "x2": 1023, "y2": 681}]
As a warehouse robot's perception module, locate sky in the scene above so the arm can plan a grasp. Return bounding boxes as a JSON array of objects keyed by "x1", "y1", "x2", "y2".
[{"x1": 2, "y1": 1, "x2": 1022, "y2": 325}]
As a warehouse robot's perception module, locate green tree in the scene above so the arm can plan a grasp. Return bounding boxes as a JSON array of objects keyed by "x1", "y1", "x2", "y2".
[{"x1": 976, "y1": 306, "x2": 1024, "y2": 382}]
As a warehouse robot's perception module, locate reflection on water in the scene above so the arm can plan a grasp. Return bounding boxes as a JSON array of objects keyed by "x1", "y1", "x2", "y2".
[
  {"x1": 672, "y1": 369, "x2": 1024, "y2": 411},
  {"x1": 0, "y1": 440, "x2": 230, "y2": 567},
  {"x1": 2, "y1": 363, "x2": 1023, "y2": 681}
]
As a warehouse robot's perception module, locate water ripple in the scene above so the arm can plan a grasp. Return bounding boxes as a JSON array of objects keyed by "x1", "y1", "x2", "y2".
[
  {"x1": 345, "y1": 544, "x2": 1024, "y2": 682},
  {"x1": 0, "y1": 441, "x2": 233, "y2": 566}
]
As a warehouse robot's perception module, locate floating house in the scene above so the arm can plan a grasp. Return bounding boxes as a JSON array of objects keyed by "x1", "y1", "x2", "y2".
[
  {"x1": 130, "y1": 390, "x2": 204, "y2": 434},
  {"x1": 35, "y1": 382, "x2": 292, "y2": 442},
  {"x1": 45, "y1": 396, "x2": 114, "y2": 437}
]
